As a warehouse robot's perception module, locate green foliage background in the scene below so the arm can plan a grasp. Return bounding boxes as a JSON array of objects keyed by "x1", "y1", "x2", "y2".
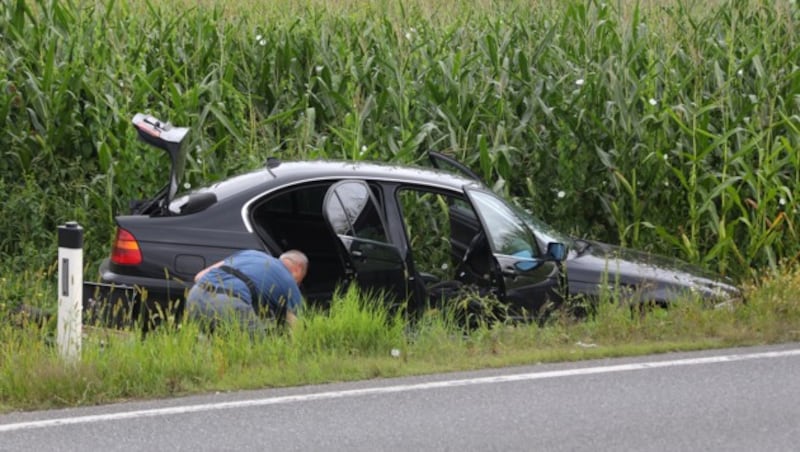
[{"x1": 1, "y1": 0, "x2": 798, "y2": 294}]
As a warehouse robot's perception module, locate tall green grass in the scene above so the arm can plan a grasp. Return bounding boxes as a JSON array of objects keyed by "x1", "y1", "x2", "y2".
[
  {"x1": 1, "y1": 0, "x2": 798, "y2": 296},
  {"x1": 2, "y1": 266, "x2": 800, "y2": 413},
  {"x1": 0, "y1": 286, "x2": 412, "y2": 410}
]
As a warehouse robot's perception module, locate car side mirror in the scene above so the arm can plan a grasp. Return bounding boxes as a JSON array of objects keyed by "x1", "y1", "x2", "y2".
[{"x1": 546, "y1": 242, "x2": 566, "y2": 261}]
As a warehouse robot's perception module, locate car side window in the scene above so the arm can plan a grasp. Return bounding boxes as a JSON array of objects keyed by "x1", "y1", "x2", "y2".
[
  {"x1": 467, "y1": 190, "x2": 540, "y2": 258},
  {"x1": 325, "y1": 181, "x2": 389, "y2": 243}
]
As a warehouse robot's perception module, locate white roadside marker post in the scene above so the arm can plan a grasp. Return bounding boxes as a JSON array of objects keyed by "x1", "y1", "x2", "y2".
[{"x1": 57, "y1": 221, "x2": 83, "y2": 362}]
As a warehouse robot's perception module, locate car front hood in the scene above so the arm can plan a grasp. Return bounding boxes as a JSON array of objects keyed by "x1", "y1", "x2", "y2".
[{"x1": 564, "y1": 240, "x2": 741, "y2": 303}]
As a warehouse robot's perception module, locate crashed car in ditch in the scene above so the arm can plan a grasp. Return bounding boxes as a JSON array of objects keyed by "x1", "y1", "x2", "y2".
[{"x1": 83, "y1": 113, "x2": 741, "y2": 329}]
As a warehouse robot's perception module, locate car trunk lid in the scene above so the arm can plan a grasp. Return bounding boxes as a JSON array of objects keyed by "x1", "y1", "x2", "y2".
[{"x1": 129, "y1": 113, "x2": 190, "y2": 215}]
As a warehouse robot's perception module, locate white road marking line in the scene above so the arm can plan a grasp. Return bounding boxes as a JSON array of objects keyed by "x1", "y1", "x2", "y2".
[{"x1": 2, "y1": 348, "x2": 799, "y2": 433}]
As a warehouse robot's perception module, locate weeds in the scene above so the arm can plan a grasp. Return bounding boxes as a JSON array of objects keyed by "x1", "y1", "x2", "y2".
[{"x1": 3, "y1": 266, "x2": 799, "y2": 413}]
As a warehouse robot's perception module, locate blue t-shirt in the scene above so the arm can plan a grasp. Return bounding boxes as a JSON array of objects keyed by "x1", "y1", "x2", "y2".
[{"x1": 197, "y1": 250, "x2": 302, "y2": 314}]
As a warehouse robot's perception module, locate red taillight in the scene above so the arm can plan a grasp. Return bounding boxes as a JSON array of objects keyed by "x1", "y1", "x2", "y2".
[{"x1": 111, "y1": 228, "x2": 142, "y2": 265}]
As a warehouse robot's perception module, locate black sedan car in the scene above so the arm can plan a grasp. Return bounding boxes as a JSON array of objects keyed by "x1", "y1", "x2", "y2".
[{"x1": 85, "y1": 114, "x2": 741, "y2": 328}]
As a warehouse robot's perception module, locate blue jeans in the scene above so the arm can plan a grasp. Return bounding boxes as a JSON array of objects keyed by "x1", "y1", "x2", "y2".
[{"x1": 184, "y1": 285, "x2": 268, "y2": 334}]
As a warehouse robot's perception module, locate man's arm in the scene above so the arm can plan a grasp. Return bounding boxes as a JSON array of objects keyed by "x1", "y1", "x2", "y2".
[
  {"x1": 194, "y1": 260, "x2": 225, "y2": 282},
  {"x1": 282, "y1": 283, "x2": 303, "y2": 329},
  {"x1": 285, "y1": 311, "x2": 298, "y2": 328}
]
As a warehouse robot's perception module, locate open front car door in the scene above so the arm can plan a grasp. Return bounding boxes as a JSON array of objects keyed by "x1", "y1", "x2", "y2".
[{"x1": 465, "y1": 188, "x2": 566, "y2": 320}]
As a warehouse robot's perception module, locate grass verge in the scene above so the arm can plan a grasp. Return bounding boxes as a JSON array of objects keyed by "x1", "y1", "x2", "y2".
[{"x1": 2, "y1": 267, "x2": 799, "y2": 413}]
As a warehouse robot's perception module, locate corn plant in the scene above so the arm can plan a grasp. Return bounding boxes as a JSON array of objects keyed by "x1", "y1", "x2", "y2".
[{"x1": 1, "y1": 0, "x2": 798, "y2": 284}]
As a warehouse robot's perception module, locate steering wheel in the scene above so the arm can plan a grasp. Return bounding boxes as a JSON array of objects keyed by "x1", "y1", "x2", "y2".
[{"x1": 455, "y1": 230, "x2": 487, "y2": 284}]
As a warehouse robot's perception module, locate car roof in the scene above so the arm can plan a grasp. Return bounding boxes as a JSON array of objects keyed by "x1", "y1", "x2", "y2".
[{"x1": 195, "y1": 159, "x2": 484, "y2": 202}]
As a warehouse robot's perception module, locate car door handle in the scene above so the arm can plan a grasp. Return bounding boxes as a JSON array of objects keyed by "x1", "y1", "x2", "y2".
[
  {"x1": 502, "y1": 267, "x2": 518, "y2": 278},
  {"x1": 352, "y1": 249, "x2": 363, "y2": 257}
]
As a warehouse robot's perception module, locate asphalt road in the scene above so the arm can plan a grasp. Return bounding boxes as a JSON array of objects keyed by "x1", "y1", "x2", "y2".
[{"x1": 2, "y1": 343, "x2": 799, "y2": 451}]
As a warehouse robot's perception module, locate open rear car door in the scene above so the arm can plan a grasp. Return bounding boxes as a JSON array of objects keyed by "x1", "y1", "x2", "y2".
[{"x1": 323, "y1": 180, "x2": 410, "y2": 307}]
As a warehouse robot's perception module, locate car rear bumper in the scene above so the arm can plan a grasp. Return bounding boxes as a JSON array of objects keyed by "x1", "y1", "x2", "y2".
[
  {"x1": 98, "y1": 259, "x2": 191, "y2": 293},
  {"x1": 85, "y1": 259, "x2": 192, "y2": 329},
  {"x1": 83, "y1": 281, "x2": 140, "y2": 329}
]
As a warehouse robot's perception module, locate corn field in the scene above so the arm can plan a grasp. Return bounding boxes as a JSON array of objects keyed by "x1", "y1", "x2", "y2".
[{"x1": 1, "y1": 0, "x2": 798, "y2": 284}]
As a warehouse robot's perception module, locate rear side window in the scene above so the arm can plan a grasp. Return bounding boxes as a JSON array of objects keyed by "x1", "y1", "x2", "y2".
[{"x1": 324, "y1": 181, "x2": 388, "y2": 243}]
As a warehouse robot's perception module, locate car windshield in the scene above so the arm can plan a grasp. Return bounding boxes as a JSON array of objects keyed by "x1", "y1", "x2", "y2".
[
  {"x1": 512, "y1": 202, "x2": 575, "y2": 248},
  {"x1": 466, "y1": 189, "x2": 574, "y2": 254}
]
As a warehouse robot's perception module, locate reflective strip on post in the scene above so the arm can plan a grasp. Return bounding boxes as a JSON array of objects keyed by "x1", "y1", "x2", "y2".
[{"x1": 57, "y1": 222, "x2": 83, "y2": 363}]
